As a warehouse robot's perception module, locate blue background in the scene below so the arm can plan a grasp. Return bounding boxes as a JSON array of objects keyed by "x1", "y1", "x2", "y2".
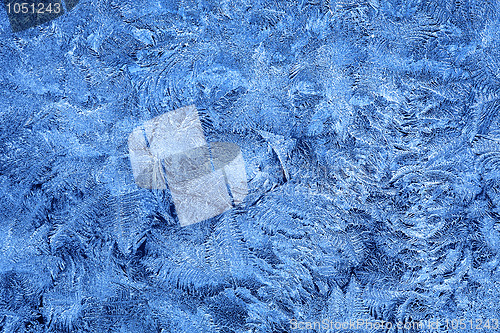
[{"x1": 1, "y1": 0, "x2": 500, "y2": 332}]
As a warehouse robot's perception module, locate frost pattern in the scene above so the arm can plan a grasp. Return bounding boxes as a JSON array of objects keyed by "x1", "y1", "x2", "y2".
[{"x1": 1, "y1": 0, "x2": 500, "y2": 332}]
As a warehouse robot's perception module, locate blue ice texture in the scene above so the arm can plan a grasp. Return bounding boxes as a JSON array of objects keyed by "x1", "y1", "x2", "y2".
[{"x1": 0, "y1": 0, "x2": 500, "y2": 332}]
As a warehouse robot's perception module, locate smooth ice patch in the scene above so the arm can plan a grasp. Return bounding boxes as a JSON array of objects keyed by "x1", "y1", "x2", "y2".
[{"x1": 128, "y1": 105, "x2": 248, "y2": 226}]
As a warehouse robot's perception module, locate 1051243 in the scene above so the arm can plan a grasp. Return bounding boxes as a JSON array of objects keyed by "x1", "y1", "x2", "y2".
[{"x1": 5, "y1": 2, "x2": 62, "y2": 14}]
